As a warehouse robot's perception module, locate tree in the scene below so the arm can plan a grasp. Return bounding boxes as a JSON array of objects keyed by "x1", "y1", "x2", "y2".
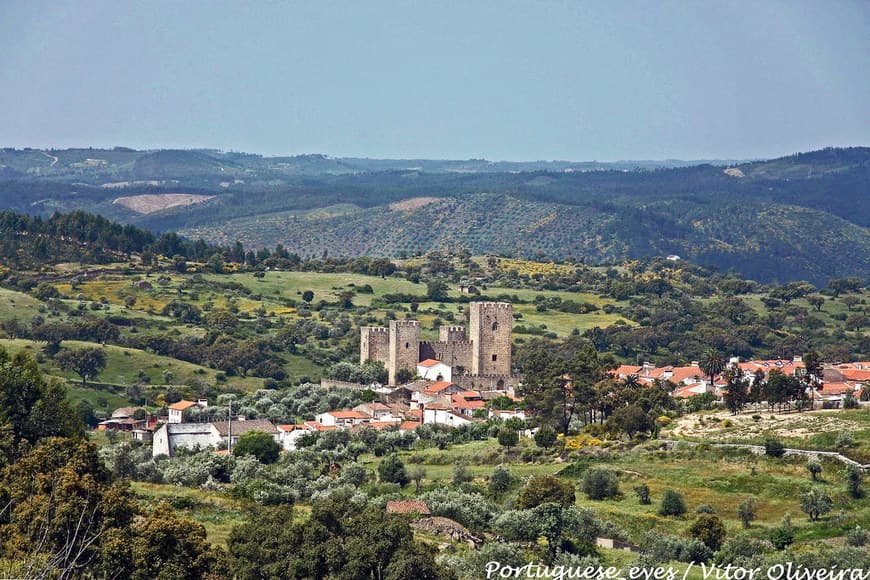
[
  {"x1": 846, "y1": 464, "x2": 864, "y2": 499},
  {"x1": 690, "y1": 514, "x2": 727, "y2": 551},
  {"x1": 534, "y1": 425, "x2": 557, "y2": 448},
  {"x1": 488, "y1": 465, "x2": 512, "y2": 495},
  {"x1": 497, "y1": 428, "x2": 519, "y2": 448},
  {"x1": 410, "y1": 465, "x2": 426, "y2": 493},
  {"x1": 516, "y1": 475, "x2": 575, "y2": 509},
  {"x1": 806, "y1": 458, "x2": 822, "y2": 481},
  {"x1": 394, "y1": 368, "x2": 414, "y2": 385},
  {"x1": 378, "y1": 454, "x2": 409, "y2": 487},
  {"x1": 56, "y1": 346, "x2": 107, "y2": 385},
  {"x1": 800, "y1": 488, "x2": 833, "y2": 521},
  {"x1": 452, "y1": 462, "x2": 472, "y2": 486},
  {"x1": 581, "y1": 468, "x2": 620, "y2": 500},
  {"x1": 769, "y1": 514, "x2": 795, "y2": 550},
  {"x1": 634, "y1": 483, "x2": 651, "y2": 505},
  {"x1": 518, "y1": 338, "x2": 612, "y2": 435},
  {"x1": 608, "y1": 404, "x2": 652, "y2": 438},
  {"x1": 699, "y1": 348, "x2": 725, "y2": 387},
  {"x1": 764, "y1": 437, "x2": 785, "y2": 458},
  {"x1": 426, "y1": 280, "x2": 449, "y2": 302},
  {"x1": 737, "y1": 497, "x2": 757, "y2": 528},
  {"x1": 659, "y1": 489, "x2": 687, "y2": 517},
  {"x1": 233, "y1": 430, "x2": 281, "y2": 464},
  {"x1": 129, "y1": 504, "x2": 228, "y2": 580},
  {"x1": 807, "y1": 295, "x2": 825, "y2": 312},
  {"x1": 0, "y1": 348, "x2": 83, "y2": 461}
]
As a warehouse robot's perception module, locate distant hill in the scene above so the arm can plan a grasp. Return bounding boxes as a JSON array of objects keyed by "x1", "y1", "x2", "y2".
[{"x1": 0, "y1": 146, "x2": 867, "y2": 284}]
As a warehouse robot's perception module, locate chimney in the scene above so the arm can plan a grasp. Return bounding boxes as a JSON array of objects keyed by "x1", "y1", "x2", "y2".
[
  {"x1": 729, "y1": 357, "x2": 740, "y2": 365},
  {"x1": 197, "y1": 399, "x2": 209, "y2": 408},
  {"x1": 793, "y1": 356, "x2": 803, "y2": 363},
  {"x1": 690, "y1": 361, "x2": 699, "y2": 367}
]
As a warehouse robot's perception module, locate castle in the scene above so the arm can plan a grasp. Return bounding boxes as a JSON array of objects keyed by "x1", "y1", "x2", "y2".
[{"x1": 361, "y1": 301, "x2": 514, "y2": 387}]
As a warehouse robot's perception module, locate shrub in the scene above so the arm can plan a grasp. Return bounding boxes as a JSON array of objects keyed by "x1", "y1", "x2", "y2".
[
  {"x1": 769, "y1": 514, "x2": 794, "y2": 550},
  {"x1": 534, "y1": 426, "x2": 557, "y2": 449},
  {"x1": 846, "y1": 464, "x2": 864, "y2": 499},
  {"x1": 690, "y1": 514, "x2": 727, "y2": 551},
  {"x1": 497, "y1": 428, "x2": 519, "y2": 448},
  {"x1": 836, "y1": 431, "x2": 855, "y2": 449},
  {"x1": 658, "y1": 489, "x2": 687, "y2": 517},
  {"x1": 233, "y1": 430, "x2": 281, "y2": 464},
  {"x1": 581, "y1": 468, "x2": 620, "y2": 500},
  {"x1": 488, "y1": 464, "x2": 512, "y2": 495},
  {"x1": 634, "y1": 483, "x2": 651, "y2": 505},
  {"x1": 737, "y1": 498, "x2": 757, "y2": 528},
  {"x1": 421, "y1": 488, "x2": 495, "y2": 530},
  {"x1": 764, "y1": 438, "x2": 785, "y2": 458},
  {"x1": 695, "y1": 503, "x2": 716, "y2": 514},
  {"x1": 846, "y1": 526, "x2": 870, "y2": 547},
  {"x1": 377, "y1": 454, "x2": 408, "y2": 487},
  {"x1": 806, "y1": 458, "x2": 822, "y2": 481},
  {"x1": 452, "y1": 462, "x2": 473, "y2": 487},
  {"x1": 516, "y1": 475, "x2": 575, "y2": 509}
]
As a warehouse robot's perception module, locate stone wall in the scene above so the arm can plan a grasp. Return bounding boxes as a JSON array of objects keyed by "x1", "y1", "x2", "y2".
[
  {"x1": 389, "y1": 320, "x2": 420, "y2": 385},
  {"x1": 419, "y1": 340, "x2": 473, "y2": 372},
  {"x1": 469, "y1": 302, "x2": 513, "y2": 376},
  {"x1": 360, "y1": 326, "x2": 389, "y2": 366}
]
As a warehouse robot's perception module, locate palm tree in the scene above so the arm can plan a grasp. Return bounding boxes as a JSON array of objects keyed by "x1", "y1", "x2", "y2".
[{"x1": 699, "y1": 348, "x2": 726, "y2": 387}]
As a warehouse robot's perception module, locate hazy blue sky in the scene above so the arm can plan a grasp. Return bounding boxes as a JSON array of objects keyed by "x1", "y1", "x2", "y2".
[{"x1": 1, "y1": 1, "x2": 868, "y2": 160}]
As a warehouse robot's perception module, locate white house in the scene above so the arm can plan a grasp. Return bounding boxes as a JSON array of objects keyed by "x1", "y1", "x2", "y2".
[
  {"x1": 167, "y1": 399, "x2": 208, "y2": 424},
  {"x1": 315, "y1": 410, "x2": 369, "y2": 428},
  {"x1": 417, "y1": 359, "x2": 452, "y2": 382},
  {"x1": 489, "y1": 408, "x2": 526, "y2": 421},
  {"x1": 152, "y1": 419, "x2": 278, "y2": 457},
  {"x1": 423, "y1": 406, "x2": 472, "y2": 427},
  {"x1": 276, "y1": 424, "x2": 310, "y2": 451}
]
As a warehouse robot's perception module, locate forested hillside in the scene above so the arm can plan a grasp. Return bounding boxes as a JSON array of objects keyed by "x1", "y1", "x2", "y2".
[{"x1": 1, "y1": 147, "x2": 868, "y2": 284}]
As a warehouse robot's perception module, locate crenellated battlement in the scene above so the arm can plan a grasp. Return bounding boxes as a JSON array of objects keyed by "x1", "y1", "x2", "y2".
[
  {"x1": 391, "y1": 320, "x2": 420, "y2": 327},
  {"x1": 361, "y1": 326, "x2": 389, "y2": 334},
  {"x1": 420, "y1": 340, "x2": 473, "y2": 348}
]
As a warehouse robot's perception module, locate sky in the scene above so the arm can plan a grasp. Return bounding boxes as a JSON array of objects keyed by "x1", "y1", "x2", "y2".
[{"x1": 1, "y1": 1, "x2": 868, "y2": 161}]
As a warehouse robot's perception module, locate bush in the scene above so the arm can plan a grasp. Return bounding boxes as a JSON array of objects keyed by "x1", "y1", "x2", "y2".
[
  {"x1": 626, "y1": 485, "x2": 647, "y2": 508},
  {"x1": 489, "y1": 465, "x2": 512, "y2": 495},
  {"x1": 836, "y1": 431, "x2": 855, "y2": 449},
  {"x1": 516, "y1": 475, "x2": 575, "y2": 509},
  {"x1": 377, "y1": 454, "x2": 408, "y2": 487},
  {"x1": 233, "y1": 430, "x2": 281, "y2": 464},
  {"x1": 658, "y1": 489, "x2": 687, "y2": 517},
  {"x1": 534, "y1": 426, "x2": 557, "y2": 449},
  {"x1": 806, "y1": 458, "x2": 822, "y2": 481},
  {"x1": 690, "y1": 514, "x2": 727, "y2": 551},
  {"x1": 846, "y1": 464, "x2": 864, "y2": 499},
  {"x1": 452, "y1": 462, "x2": 473, "y2": 487},
  {"x1": 695, "y1": 503, "x2": 716, "y2": 514},
  {"x1": 497, "y1": 428, "x2": 519, "y2": 448},
  {"x1": 737, "y1": 498, "x2": 757, "y2": 528},
  {"x1": 846, "y1": 526, "x2": 870, "y2": 547},
  {"x1": 581, "y1": 468, "x2": 620, "y2": 500},
  {"x1": 764, "y1": 438, "x2": 785, "y2": 458},
  {"x1": 421, "y1": 488, "x2": 495, "y2": 530},
  {"x1": 769, "y1": 514, "x2": 794, "y2": 550}
]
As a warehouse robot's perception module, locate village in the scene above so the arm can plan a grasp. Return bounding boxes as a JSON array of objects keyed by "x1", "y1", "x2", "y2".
[{"x1": 84, "y1": 301, "x2": 870, "y2": 459}]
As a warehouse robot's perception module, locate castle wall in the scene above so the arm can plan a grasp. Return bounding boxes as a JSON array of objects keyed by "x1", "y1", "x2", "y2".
[
  {"x1": 439, "y1": 325, "x2": 467, "y2": 342},
  {"x1": 469, "y1": 302, "x2": 513, "y2": 376},
  {"x1": 419, "y1": 340, "x2": 473, "y2": 372},
  {"x1": 389, "y1": 320, "x2": 420, "y2": 385},
  {"x1": 360, "y1": 327, "x2": 390, "y2": 366}
]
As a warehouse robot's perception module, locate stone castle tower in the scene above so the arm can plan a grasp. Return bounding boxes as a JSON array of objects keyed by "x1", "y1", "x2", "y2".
[
  {"x1": 360, "y1": 302, "x2": 513, "y2": 385},
  {"x1": 388, "y1": 319, "x2": 420, "y2": 385},
  {"x1": 469, "y1": 302, "x2": 512, "y2": 376}
]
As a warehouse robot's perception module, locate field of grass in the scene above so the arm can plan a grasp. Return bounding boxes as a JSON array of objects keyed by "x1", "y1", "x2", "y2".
[
  {"x1": 360, "y1": 437, "x2": 868, "y2": 548},
  {"x1": 0, "y1": 338, "x2": 265, "y2": 391},
  {"x1": 131, "y1": 482, "x2": 250, "y2": 547},
  {"x1": 0, "y1": 287, "x2": 44, "y2": 320}
]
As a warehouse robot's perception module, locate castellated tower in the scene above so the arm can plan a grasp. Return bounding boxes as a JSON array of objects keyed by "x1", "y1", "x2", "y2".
[
  {"x1": 469, "y1": 302, "x2": 513, "y2": 376},
  {"x1": 439, "y1": 325, "x2": 467, "y2": 343},
  {"x1": 388, "y1": 320, "x2": 421, "y2": 385},
  {"x1": 360, "y1": 327, "x2": 389, "y2": 366}
]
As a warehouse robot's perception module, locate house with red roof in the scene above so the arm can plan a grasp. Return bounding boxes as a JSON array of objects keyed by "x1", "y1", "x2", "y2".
[
  {"x1": 168, "y1": 399, "x2": 208, "y2": 424},
  {"x1": 315, "y1": 410, "x2": 369, "y2": 428},
  {"x1": 417, "y1": 359, "x2": 452, "y2": 382}
]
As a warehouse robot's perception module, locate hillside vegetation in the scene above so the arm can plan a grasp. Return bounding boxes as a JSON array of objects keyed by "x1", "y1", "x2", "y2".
[{"x1": 1, "y1": 146, "x2": 868, "y2": 283}]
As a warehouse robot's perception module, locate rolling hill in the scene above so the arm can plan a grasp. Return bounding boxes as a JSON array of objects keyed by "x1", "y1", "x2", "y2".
[{"x1": 0, "y1": 146, "x2": 868, "y2": 284}]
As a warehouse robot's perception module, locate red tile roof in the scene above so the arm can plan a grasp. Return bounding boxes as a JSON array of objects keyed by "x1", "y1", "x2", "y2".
[
  {"x1": 418, "y1": 359, "x2": 443, "y2": 368},
  {"x1": 168, "y1": 400, "x2": 198, "y2": 411},
  {"x1": 425, "y1": 381, "x2": 456, "y2": 393},
  {"x1": 327, "y1": 410, "x2": 368, "y2": 420}
]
